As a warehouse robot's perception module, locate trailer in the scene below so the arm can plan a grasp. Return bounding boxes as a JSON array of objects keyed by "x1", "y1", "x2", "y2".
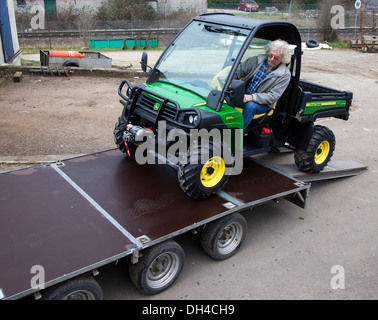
[
  {"x1": 40, "y1": 50, "x2": 112, "y2": 69},
  {"x1": 0, "y1": 149, "x2": 366, "y2": 300}
]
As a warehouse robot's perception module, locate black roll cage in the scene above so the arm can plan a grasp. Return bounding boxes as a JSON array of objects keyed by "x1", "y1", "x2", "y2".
[{"x1": 148, "y1": 13, "x2": 303, "y2": 120}]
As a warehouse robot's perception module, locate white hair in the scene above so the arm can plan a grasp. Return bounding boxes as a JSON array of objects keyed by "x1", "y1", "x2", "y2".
[{"x1": 265, "y1": 39, "x2": 291, "y2": 64}]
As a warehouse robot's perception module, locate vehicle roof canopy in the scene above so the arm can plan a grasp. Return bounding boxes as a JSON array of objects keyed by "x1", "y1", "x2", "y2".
[{"x1": 195, "y1": 13, "x2": 302, "y2": 47}]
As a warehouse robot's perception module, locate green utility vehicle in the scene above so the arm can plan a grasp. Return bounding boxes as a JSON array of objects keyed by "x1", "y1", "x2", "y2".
[{"x1": 114, "y1": 13, "x2": 352, "y2": 199}]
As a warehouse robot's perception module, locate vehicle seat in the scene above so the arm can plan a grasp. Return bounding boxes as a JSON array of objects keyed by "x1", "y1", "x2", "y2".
[
  {"x1": 212, "y1": 66, "x2": 277, "y2": 120},
  {"x1": 211, "y1": 66, "x2": 232, "y2": 90}
]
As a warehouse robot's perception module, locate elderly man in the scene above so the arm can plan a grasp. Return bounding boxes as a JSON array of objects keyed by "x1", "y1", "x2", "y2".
[{"x1": 235, "y1": 39, "x2": 292, "y2": 129}]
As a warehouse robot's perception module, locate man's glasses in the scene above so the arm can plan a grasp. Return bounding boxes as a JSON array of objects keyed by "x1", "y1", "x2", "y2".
[{"x1": 268, "y1": 53, "x2": 282, "y2": 61}]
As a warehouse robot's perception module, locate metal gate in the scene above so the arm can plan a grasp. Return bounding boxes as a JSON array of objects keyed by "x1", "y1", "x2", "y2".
[{"x1": 0, "y1": 0, "x2": 14, "y2": 63}]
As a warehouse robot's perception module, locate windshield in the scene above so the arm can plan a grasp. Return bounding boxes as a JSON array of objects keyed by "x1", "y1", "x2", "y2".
[{"x1": 152, "y1": 21, "x2": 249, "y2": 97}]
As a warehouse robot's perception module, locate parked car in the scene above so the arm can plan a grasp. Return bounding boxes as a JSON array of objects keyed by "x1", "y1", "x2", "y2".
[{"x1": 238, "y1": 0, "x2": 259, "y2": 12}]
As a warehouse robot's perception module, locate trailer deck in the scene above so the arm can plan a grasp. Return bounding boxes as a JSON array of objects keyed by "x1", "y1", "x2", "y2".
[{"x1": 0, "y1": 149, "x2": 366, "y2": 300}]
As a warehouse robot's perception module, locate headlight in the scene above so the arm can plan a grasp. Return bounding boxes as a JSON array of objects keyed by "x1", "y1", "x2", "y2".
[
  {"x1": 189, "y1": 115, "x2": 199, "y2": 125},
  {"x1": 179, "y1": 110, "x2": 201, "y2": 128}
]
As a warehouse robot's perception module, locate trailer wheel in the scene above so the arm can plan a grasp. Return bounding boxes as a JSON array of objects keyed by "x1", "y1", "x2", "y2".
[
  {"x1": 63, "y1": 61, "x2": 80, "y2": 67},
  {"x1": 294, "y1": 125, "x2": 335, "y2": 173},
  {"x1": 178, "y1": 139, "x2": 232, "y2": 199},
  {"x1": 201, "y1": 213, "x2": 247, "y2": 260},
  {"x1": 40, "y1": 274, "x2": 103, "y2": 300},
  {"x1": 129, "y1": 240, "x2": 185, "y2": 295}
]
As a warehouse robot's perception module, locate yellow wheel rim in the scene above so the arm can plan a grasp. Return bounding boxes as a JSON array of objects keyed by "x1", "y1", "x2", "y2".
[
  {"x1": 314, "y1": 141, "x2": 330, "y2": 164},
  {"x1": 200, "y1": 156, "x2": 226, "y2": 188}
]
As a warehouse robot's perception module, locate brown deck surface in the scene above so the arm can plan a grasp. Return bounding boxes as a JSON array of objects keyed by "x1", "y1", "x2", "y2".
[
  {"x1": 0, "y1": 149, "x2": 301, "y2": 299},
  {"x1": 60, "y1": 150, "x2": 230, "y2": 241},
  {"x1": 60, "y1": 150, "x2": 299, "y2": 240},
  {"x1": 0, "y1": 164, "x2": 133, "y2": 299}
]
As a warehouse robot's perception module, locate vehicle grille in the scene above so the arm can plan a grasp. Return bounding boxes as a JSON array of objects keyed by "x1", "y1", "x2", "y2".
[{"x1": 136, "y1": 93, "x2": 177, "y2": 121}]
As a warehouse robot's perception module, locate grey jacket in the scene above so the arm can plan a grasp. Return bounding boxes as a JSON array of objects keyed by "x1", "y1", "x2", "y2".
[{"x1": 234, "y1": 54, "x2": 291, "y2": 108}]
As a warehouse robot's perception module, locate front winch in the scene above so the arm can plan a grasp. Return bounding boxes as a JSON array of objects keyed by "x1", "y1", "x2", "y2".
[
  {"x1": 122, "y1": 124, "x2": 154, "y2": 157},
  {"x1": 123, "y1": 124, "x2": 154, "y2": 143}
]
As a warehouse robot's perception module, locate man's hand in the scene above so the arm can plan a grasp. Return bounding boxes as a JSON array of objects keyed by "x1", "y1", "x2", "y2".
[{"x1": 243, "y1": 94, "x2": 253, "y2": 103}]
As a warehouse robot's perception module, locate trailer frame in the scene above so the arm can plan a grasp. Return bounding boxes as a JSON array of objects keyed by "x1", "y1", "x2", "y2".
[{"x1": 0, "y1": 149, "x2": 366, "y2": 300}]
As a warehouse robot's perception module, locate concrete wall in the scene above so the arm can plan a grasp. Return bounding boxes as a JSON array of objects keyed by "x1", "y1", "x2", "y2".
[
  {"x1": 13, "y1": 0, "x2": 206, "y2": 14},
  {"x1": 155, "y1": 0, "x2": 206, "y2": 14},
  {"x1": 14, "y1": 1, "x2": 104, "y2": 10}
]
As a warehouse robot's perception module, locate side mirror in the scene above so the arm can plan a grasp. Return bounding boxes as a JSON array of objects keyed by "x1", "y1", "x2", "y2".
[
  {"x1": 206, "y1": 90, "x2": 222, "y2": 111},
  {"x1": 140, "y1": 52, "x2": 148, "y2": 72},
  {"x1": 206, "y1": 80, "x2": 245, "y2": 112},
  {"x1": 225, "y1": 80, "x2": 245, "y2": 108}
]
